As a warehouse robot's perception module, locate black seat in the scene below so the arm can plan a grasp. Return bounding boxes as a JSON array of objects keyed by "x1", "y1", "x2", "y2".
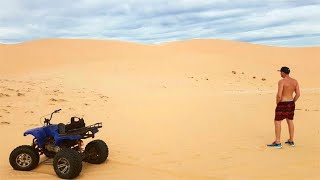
[
  {"x1": 65, "y1": 117, "x2": 85, "y2": 132},
  {"x1": 58, "y1": 123, "x2": 66, "y2": 134}
]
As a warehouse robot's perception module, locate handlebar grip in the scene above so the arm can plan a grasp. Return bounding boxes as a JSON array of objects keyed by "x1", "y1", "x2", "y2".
[{"x1": 55, "y1": 109, "x2": 62, "y2": 113}]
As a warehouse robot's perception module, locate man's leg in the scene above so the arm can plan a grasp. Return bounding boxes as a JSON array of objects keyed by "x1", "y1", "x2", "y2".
[
  {"x1": 286, "y1": 119, "x2": 294, "y2": 142},
  {"x1": 275, "y1": 120, "x2": 281, "y2": 143}
]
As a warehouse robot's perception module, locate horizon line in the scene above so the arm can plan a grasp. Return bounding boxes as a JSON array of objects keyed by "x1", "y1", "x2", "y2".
[{"x1": 1, "y1": 37, "x2": 319, "y2": 48}]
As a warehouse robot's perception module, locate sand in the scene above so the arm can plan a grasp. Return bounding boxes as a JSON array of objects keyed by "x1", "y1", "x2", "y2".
[{"x1": 0, "y1": 39, "x2": 319, "y2": 180}]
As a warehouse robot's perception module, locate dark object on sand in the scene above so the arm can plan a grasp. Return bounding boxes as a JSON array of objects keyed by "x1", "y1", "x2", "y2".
[{"x1": 9, "y1": 109, "x2": 108, "y2": 179}]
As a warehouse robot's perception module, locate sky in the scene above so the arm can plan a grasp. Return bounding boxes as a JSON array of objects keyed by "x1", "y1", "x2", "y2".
[{"x1": 0, "y1": 0, "x2": 320, "y2": 46}]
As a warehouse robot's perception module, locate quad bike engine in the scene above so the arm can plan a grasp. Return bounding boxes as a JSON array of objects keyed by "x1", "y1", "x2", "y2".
[{"x1": 44, "y1": 137, "x2": 60, "y2": 153}]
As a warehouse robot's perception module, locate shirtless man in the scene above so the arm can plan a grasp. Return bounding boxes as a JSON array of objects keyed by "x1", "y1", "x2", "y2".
[{"x1": 267, "y1": 66, "x2": 300, "y2": 148}]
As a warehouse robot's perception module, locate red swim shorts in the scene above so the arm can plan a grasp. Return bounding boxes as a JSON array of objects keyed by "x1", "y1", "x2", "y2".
[{"x1": 275, "y1": 101, "x2": 295, "y2": 121}]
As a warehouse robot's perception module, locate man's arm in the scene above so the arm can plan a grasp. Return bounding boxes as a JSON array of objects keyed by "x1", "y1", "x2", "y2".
[
  {"x1": 276, "y1": 80, "x2": 283, "y2": 104},
  {"x1": 294, "y1": 81, "x2": 300, "y2": 102}
]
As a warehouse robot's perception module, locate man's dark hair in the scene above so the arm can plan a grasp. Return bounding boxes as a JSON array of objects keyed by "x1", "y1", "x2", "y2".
[{"x1": 280, "y1": 66, "x2": 290, "y2": 74}]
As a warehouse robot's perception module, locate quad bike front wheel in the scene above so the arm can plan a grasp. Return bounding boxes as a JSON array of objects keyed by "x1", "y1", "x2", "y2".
[
  {"x1": 53, "y1": 149, "x2": 82, "y2": 179},
  {"x1": 84, "y1": 139, "x2": 108, "y2": 164},
  {"x1": 9, "y1": 145, "x2": 40, "y2": 171}
]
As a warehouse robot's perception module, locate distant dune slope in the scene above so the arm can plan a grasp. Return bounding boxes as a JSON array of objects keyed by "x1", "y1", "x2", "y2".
[{"x1": 1, "y1": 39, "x2": 319, "y2": 90}]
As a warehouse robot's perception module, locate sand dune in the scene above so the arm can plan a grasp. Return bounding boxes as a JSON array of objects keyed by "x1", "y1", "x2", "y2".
[{"x1": 0, "y1": 39, "x2": 320, "y2": 180}]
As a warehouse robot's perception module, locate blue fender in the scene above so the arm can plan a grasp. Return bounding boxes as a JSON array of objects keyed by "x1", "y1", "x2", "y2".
[
  {"x1": 24, "y1": 127, "x2": 49, "y2": 147},
  {"x1": 24, "y1": 125, "x2": 82, "y2": 147}
]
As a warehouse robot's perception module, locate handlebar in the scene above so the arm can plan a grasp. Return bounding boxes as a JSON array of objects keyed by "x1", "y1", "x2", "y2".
[
  {"x1": 41, "y1": 109, "x2": 62, "y2": 126},
  {"x1": 54, "y1": 109, "x2": 62, "y2": 113}
]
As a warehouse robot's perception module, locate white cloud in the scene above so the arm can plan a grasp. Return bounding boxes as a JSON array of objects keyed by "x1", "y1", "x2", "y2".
[{"x1": 0, "y1": 0, "x2": 319, "y2": 46}]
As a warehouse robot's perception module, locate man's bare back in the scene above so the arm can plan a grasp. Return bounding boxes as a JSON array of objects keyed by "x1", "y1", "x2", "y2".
[{"x1": 277, "y1": 77, "x2": 300, "y2": 104}]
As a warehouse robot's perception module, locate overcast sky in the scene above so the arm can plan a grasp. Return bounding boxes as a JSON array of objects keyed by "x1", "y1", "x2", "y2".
[{"x1": 0, "y1": 0, "x2": 320, "y2": 46}]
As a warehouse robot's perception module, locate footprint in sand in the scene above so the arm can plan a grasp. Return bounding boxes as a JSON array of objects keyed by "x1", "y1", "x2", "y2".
[
  {"x1": 0, "y1": 121, "x2": 10, "y2": 125},
  {"x1": 188, "y1": 76, "x2": 209, "y2": 82},
  {"x1": 53, "y1": 90, "x2": 63, "y2": 94},
  {"x1": 1, "y1": 109, "x2": 10, "y2": 114},
  {"x1": 50, "y1": 98, "x2": 67, "y2": 102},
  {"x1": 6, "y1": 88, "x2": 15, "y2": 91},
  {"x1": 0, "y1": 93, "x2": 10, "y2": 97},
  {"x1": 17, "y1": 93, "x2": 25, "y2": 96},
  {"x1": 98, "y1": 95, "x2": 110, "y2": 102},
  {"x1": 24, "y1": 123, "x2": 39, "y2": 126}
]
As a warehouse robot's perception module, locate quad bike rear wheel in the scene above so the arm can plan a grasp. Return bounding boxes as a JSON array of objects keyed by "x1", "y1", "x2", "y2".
[
  {"x1": 9, "y1": 145, "x2": 40, "y2": 171},
  {"x1": 53, "y1": 149, "x2": 82, "y2": 179},
  {"x1": 84, "y1": 140, "x2": 108, "y2": 164}
]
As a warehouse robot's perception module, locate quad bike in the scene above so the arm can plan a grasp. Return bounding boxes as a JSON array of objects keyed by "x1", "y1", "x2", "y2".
[{"x1": 9, "y1": 109, "x2": 108, "y2": 179}]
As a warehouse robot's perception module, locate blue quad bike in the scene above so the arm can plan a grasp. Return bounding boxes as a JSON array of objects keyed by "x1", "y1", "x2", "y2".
[{"x1": 9, "y1": 109, "x2": 109, "y2": 179}]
